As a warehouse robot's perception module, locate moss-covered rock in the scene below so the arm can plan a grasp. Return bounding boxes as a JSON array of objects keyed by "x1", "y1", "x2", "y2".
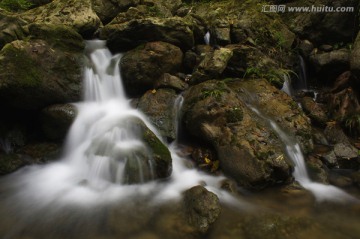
[
  {"x1": 0, "y1": 37, "x2": 83, "y2": 110},
  {"x1": 20, "y1": 0, "x2": 101, "y2": 37}
]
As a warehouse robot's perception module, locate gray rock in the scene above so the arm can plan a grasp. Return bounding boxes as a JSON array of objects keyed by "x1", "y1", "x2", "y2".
[
  {"x1": 334, "y1": 143, "x2": 358, "y2": 159},
  {"x1": 299, "y1": 39, "x2": 314, "y2": 57}
]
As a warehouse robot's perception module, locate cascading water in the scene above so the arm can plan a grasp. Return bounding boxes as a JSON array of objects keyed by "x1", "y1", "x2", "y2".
[
  {"x1": 0, "y1": 40, "x2": 243, "y2": 237},
  {"x1": 250, "y1": 106, "x2": 358, "y2": 203}
]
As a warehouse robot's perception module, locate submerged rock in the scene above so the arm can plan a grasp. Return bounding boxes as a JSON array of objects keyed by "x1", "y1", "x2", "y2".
[
  {"x1": 183, "y1": 185, "x2": 221, "y2": 234},
  {"x1": 120, "y1": 41, "x2": 183, "y2": 96}
]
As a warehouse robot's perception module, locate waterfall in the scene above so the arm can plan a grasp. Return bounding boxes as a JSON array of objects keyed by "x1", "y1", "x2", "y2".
[
  {"x1": 250, "y1": 107, "x2": 358, "y2": 203},
  {"x1": 294, "y1": 55, "x2": 308, "y2": 90},
  {"x1": 281, "y1": 73, "x2": 294, "y2": 96},
  {"x1": 173, "y1": 94, "x2": 184, "y2": 140}
]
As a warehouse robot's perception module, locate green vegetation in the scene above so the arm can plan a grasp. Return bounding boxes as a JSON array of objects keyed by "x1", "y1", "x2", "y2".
[
  {"x1": 244, "y1": 66, "x2": 297, "y2": 88},
  {"x1": 0, "y1": 0, "x2": 33, "y2": 12},
  {"x1": 226, "y1": 107, "x2": 243, "y2": 123},
  {"x1": 343, "y1": 113, "x2": 360, "y2": 137}
]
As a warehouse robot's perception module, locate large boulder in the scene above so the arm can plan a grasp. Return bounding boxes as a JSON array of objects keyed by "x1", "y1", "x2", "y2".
[
  {"x1": 100, "y1": 16, "x2": 194, "y2": 52},
  {"x1": 20, "y1": 0, "x2": 101, "y2": 37},
  {"x1": 138, "y1": 88, "x2": 179, "y2": 141},
  {"x1": 120, "y1": 41, "x2": 183, "y2": 96},
  {"x1": 0, "y1": 25, "x2": 84, "y2": 110},
  {"x1": 182, "y1": 80, "x2": 293, "y2": 189}
]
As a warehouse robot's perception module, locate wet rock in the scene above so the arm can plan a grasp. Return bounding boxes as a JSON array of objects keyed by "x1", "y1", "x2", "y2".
[
  {"x1": 120, "y1": 41, "x2": 183, "y2": 97},
  {"x1": 300, "y1": 97, "x2": 328, "y2": 126},
  {"x1": 306, "y1": 156, "x2": 329, "y2": 183},
  {"x1": 0, "y1": 142, "x2": 60, "y2": 175},
  {"x1": 298, "y1": 39, "x2": 314, "y2": 57},
  {"x1": 20, "y1": 0, "x2": 101, "y2": 37},
  {"x1": 321, "y1": 150, "x2": 338, "y2": 168},
  {"x1": 309, "y1": 48, "x2": 350, "y2": 84},
  {"x1": 183, "y1": 185, "x2": 221, "y2": 234},
  {"x1": 100, "y1": 16, "x2": 194, "y2": 52},
  {"x1": 182, "y1": 80, "x2": 293, "y2": 189},
  {"x1": 41, "y1": 104, "x2": 77, "y2": 141},
  {"x1": 154, "y1": 73, "x2": 188, "y2": 92},
  {"x1": 138, "y1": 88, "x2": 178, "y2": 141},
  {"x1": 0, "y1": 27, "x2": 84, "y2": 110},
  {"x1": 229, "y1": 79, "x2": 313, "y2": 153},
  {"x1": 190, "y1": 47, "x2": 233, "y2": 84},
  {"x1": 191, "y1": 146, "x2": 218, "y2": 173},
  {"x1": 139, "y1": 120, "x2": 172, "y2": 179}
]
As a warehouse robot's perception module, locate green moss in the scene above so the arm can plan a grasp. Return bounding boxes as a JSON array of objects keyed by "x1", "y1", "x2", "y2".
[
  {"x1": 0, "y1": 153, "x2": 25, "y2": 175},
  {"x1": 226, "y1": 107, "x2": 243, "y2": 123},
  {"x1": 1, "y1": 43, "x2": 42, "y2": 87},
  {"x1": 0, "y1": 0, "x2": 33, "y2": 12},
  {"x1": 28, "y1": 24, "x2": 84, "y2": 52}
]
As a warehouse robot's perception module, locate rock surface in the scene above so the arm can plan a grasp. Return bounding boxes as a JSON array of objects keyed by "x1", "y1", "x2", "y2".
[{"x1": 120, "y1": 41, "x2": 183, "y2": 96}]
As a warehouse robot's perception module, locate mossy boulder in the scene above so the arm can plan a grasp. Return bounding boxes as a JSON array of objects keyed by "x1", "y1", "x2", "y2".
[
  {"x1": 140, "y1": 120, "x2": 172, "y2": 179},
  {"x1": 120, "y1": 41, "x2": 183, "y2": 97},
  {"x1": 20, "y1": 0, "x2": 101, "y2": 37},
  {"x1": 138, "y1": 88, "x2": 179, "y2": 141},
  {"x1": 0, "y1": 37, "x2": 83, "y2": 110},
  {"x1": 182, "y1": 80, "x2": 293, "y2": 189},
  {"x1": 350, "y1": 31, "x2": 360, "y2": 78}
]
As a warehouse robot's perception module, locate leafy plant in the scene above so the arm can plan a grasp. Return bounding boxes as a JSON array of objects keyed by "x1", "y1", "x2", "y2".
[
  {"x1": 201, "y1": 89, "x2": 224, "y2": 100},
  {"x1": 343, "y1": 113, "x2": 360, "y2": 137},
  {"x1": 0, "y1": 0, "x2": 33, "y2": 12}
]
